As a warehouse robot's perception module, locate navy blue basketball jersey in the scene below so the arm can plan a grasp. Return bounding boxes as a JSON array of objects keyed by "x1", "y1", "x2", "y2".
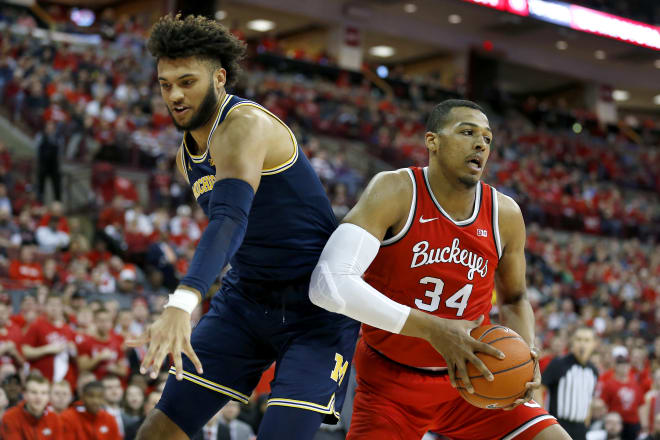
[{"x1": 179, "y1": 94, "x2": 337, "y2": 281}]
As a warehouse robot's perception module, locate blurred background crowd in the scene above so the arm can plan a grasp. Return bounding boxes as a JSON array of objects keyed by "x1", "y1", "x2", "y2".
[{"x1": 0, "y1": 0, "x2": 658, "y2": 439}]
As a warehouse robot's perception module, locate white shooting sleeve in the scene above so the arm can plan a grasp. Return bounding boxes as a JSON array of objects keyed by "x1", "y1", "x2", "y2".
[{"x1": 310, "y1": 223, "x2": 411, "y2": 334}]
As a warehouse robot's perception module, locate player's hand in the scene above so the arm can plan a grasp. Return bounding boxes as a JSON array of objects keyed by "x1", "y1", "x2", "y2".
[
  {"x1": 503, "y1": 347, "x2": 540, "y2": 411},
  {"x1": 126, "y1": 307, "x2": 203, "y2": 380},
  {"x1": 426, "y1": 315, "x2": 504, "y2": 394}
]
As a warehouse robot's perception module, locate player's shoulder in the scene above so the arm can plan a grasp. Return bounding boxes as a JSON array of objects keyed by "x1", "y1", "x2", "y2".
[
  {"x1": 367, "y1": 168, "x2": 414, "y2": 196},
  {"x1": 495, "y1": 190, "x2": 522, "y2": 220},
  {"x1": 223, "y1": 101, "x2": 273, "y2": 130}
]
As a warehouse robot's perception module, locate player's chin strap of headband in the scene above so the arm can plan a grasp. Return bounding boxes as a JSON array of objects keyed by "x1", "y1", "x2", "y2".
[
  {"x1": 309, "y1": 223, "x2": 411, "y2": 334},
  {"x1": 167, "y1": 178, "x2": 254, "y2": 314}
]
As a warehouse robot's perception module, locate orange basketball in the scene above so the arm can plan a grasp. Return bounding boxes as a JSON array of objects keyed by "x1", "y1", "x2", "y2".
[{"x1": 456, "y1": 324, "x2": 534, "y2": 409}]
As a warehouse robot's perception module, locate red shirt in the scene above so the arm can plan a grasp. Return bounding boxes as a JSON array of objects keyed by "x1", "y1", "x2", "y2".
[
  {"x1": 60, "y1": 404, "x2": 121, "y2": 440},
  {"x1": 9, "y1": 261, "x2": 44, "y2": 283},
  {"x1": 76, "y1": 332, "x2": 127, "y2": 380},
  {"x1": 23, "y1": 317, "x2": 77, "y2": 388},
  {"x1": 599, "y1": 376, "x2": 644, "y2": 423},
  {"x1": 363, "y1": 167, "x2": 500, "y2": 368},
  {"x1": 0, "y1": 402, "x2": 63, "y2": 440}
]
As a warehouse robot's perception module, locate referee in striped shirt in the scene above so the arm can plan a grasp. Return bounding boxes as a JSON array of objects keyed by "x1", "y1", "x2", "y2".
[{"x1": 537, "y1": 326, "x2": 599, "y2": 440}]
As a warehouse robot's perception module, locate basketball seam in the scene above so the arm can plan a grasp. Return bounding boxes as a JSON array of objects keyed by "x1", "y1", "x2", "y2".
[
  {"x1": 482, "y1": 335, "x2": 523, "y2": 345},
  {"x1": 466, "y1": 357, "x2": 534, "y2": 379},
  {"x1": 476, "y1": 325, "x2": 509, "y2": 341}
]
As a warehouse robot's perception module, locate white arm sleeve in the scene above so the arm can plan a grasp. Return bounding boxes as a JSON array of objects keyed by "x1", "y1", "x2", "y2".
[{"x1": 310, "y1": 223, "x2": 411, "y2": 334}]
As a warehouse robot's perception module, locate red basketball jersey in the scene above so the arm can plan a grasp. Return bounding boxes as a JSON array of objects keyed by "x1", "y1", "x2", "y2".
[{"x1": 362, "y1": 166, "x2": 502, "y2": 368}]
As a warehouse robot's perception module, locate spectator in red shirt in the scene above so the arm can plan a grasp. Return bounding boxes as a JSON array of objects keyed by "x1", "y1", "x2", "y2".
[
  {"x1": 8, "y1": 245, "x2": 44, "y2": 285},
  {"x1": 22, "y1": 294, "x2": 77, "y2": 389},
  {"x1": 0, "y1": 301, "x2": 24, "y2": 368},
  {"x1": 600, "y1": 354, "x2": 644, "y2": 440},
  {"x1": 61, "y1": 381, "x2": 121, "y2": 440},
  {"x1": 11, "y1": 294, "x2": 39, "y2": 331},
  {"x1": 76, "y1": 308, "x2": 128, "y2": 380},
  {"x1": 0, "y1": 373, "x2": 63, "y2": 439}
]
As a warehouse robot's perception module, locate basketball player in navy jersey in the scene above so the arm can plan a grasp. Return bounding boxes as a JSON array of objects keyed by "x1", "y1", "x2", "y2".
[{"x1": 128, "y1": 15, "x2": 359, "y2": 440}]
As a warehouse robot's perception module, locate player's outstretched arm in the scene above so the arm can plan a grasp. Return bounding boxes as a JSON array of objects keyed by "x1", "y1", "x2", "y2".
[
  {"x1": 127, "y1": 106, "x2": 274, "y2": 380},
  {"x1": 310, "y1": 171, "x2": 503, "y2": 393},
  {"x1": 494, "y1": 193, "x2": 540, "y2": 409}
]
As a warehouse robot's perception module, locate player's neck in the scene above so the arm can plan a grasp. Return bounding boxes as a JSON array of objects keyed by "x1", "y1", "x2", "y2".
[
  {"x1": 426, "y1": 166, "x2": 478, "y2": 221},
  {"x1": 189, "y1": 90, "x2": 227, "y2": 153}
]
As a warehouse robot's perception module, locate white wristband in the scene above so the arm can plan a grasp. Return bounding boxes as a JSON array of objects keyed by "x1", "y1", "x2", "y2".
[{"x1": 164, "y1": 289, "x2": 199, "y2": 314}]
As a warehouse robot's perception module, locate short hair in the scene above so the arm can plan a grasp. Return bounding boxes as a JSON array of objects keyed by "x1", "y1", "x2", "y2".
[
  {"x1": 83, "y1": 381, "x2": 104, "y2": 395},
  {"x1": 26, "y1": 372, "x2": 49, "y2": 387},
  {"x1": 52, "y1": 380, "x2": 71, "y2": 390},
  {"x1": 425, "y1": 99, "x2": 486, "y2": 133},
  {"x1": 101, "y1": 373, "x2": 121, "y2": 383},
  {"x1": 148, "y1": 13, "x2": 247, "y2": 89},
  {"x1": 573, "y1": 325, "x2": 595, "y2": 335},
  {"x1": 94, "y1": 307, "x2": 111, "y2": 317}
]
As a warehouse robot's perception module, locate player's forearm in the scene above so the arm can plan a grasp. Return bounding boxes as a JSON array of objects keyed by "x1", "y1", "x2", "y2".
[
  {"x1": 178, "y1": 178, "x2": 253, "y2": 297},
  {"x1": 532, "y1": 386, "x2": 545, "y2": 408},
  {"x1": 499, "y1": 295, "x2": 535, "y2": 347}
]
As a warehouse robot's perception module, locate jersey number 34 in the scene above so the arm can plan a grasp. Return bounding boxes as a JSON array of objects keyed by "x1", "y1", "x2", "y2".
[{"x1": 415, "y1": 276, "x2": 472, "y2": 316}]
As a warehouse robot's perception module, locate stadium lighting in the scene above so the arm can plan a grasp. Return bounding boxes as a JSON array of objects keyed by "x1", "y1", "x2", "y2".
[
  {"x1": 654, "y1": 95, "x2": 660, "y2": 106},
  {"x1": 376, "y1": 65, "x2": 389, "y2": 78},
  {"x1": 448, "y1": 14, "x2": 462, "y2": 24},
  {"x1": 612, "y1": 90, "x2": 629, "y2": 101},
  {"x1": 555, "y1": 40, "x2": 568, "y2": 50},
  {"x1": 246, "y1": 19, "x2": 276, "y2": 32},
  {"x1": 403, "y1": 3, "x2": 418, "y2": 13},
  {"x1": 215, "y1": 10, "x2": 227, "y2": 20},
  {"x1": 369, "y1": 45, "x2": 396, "y2": 57},
  {"x1": 594, "y1": 50, "x2": 606, "y2": 60}
]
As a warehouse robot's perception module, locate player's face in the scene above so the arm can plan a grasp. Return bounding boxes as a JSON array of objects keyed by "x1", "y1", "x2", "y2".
[
  {"x1": 25, "y1": 381, "x2": 50, "y2": 416},
  {"x1": 426, "y1": 107, "x2": 492, "y2": 188},
  {"x1": 571, "y1": 329, "x2": 596, "y2": 363},
  {"x1": 157, "y1": 57, "x2": 225, "y2": 132}
]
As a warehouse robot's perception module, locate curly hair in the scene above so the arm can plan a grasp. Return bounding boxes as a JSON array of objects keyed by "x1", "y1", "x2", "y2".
[{"x1": 147, "y1": 14, "x2": 247, "y2": 88}]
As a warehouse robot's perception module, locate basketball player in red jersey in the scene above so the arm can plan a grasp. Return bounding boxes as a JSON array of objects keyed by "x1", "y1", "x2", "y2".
[{"x1": 310, "y1": 100, "x2": 571, "y2": 439}]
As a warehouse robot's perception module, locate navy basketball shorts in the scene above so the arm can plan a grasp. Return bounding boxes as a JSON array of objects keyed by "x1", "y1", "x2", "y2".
[{"x1": 156, "y1": 276, "x2": 360, "y2": 438}]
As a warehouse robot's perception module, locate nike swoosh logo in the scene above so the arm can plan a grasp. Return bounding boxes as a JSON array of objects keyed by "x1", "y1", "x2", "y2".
[{"x1": 419, "y1": 216, "x2": 439, "y2": 224}]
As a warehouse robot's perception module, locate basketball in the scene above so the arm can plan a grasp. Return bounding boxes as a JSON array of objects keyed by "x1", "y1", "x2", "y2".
[{"x1": 456, "y1": 325, "x2": 534, "y2": 409}]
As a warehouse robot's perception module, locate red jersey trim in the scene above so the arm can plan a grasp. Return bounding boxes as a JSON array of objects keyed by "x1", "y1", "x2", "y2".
[
  {"x1": 382, "y1": 168, "x2": 417, "y2": 246},
  {"x1": 422, "y1": 167, "x2": 482, "y2": 226},
  {"x1": 491, "y1": 186, "x2": 503, "y2": 259}
]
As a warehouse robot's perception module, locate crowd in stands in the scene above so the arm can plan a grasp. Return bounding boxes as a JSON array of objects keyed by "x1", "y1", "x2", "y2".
[{"x1": 0, "y1": 4, "x2": 659, "y2": 439}]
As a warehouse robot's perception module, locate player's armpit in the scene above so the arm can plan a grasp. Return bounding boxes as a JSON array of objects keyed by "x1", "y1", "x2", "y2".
[
  {"x1": 341, "y1": 169, "x2": 413, "y2": 241},
  {"x1": 207, "y1": 104, "x2": 275, "y2": 192}
]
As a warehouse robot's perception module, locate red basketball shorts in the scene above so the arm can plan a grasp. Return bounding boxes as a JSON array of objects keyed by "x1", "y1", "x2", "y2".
[{"x1": 347, "y1": 339, "x2": 558, "y2": 440}]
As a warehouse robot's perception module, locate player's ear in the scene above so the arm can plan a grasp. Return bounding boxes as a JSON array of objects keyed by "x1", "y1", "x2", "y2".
[
  {"x1": 425, "y1": 131, "x2": 440, "y2": 153},
  {"x1": 214, "y1": 68, "x2": 227, "y2": 91}
]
